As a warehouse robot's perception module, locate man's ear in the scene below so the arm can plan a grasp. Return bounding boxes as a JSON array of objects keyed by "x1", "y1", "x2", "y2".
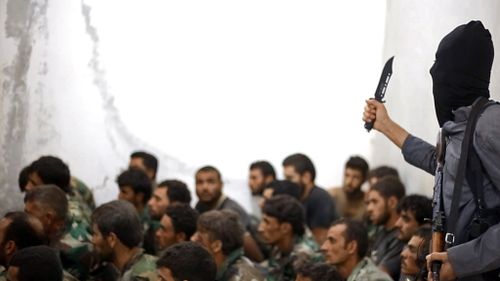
[
  {"x1": 302, "y1": 171, "x2": 312, "y2": 185},
  {"x1": 136, "y1": 193, "x2": 145, "y2": 206},
  {"x1": 175, "y1": 232, "x2": 187, "y2": 242},
  {"x1": 346, "y1": 240, "x2": 358, "y2": 255},
  {"x1": 210, "y1": 239, "x2": 223, "y2": 255},
  {"x1": 106, "y1": 232, "x2": 118, "y2": 248},
  {"x1": 280, "y1": 222, "x2": 292, "y2": 235},
  {"x1": 387, "y1": 196, "x2": 398, "y2": 210},
  {"x1": 4, "y1": 240, "x2": 17, "y2": 256}
]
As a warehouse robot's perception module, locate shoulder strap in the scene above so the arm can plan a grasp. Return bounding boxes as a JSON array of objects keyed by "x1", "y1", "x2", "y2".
[{"x1": 446, "y1": 97, "x2": 489, "y2": 246}]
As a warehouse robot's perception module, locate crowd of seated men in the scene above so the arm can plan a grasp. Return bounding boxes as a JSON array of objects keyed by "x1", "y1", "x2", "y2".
[{"x1": 0, "y1": 152, "x2": 433, "y2": 281}]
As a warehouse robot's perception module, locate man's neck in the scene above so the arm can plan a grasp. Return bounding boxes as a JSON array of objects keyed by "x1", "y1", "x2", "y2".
[
  {"x1": 337, "y1": 256, "x2": 361, "y2": 280},
  {"x1": 301, "y1": 183, "x2": 315, "y2": 201},
  {"x1": 345, "y1": 188, "x2": 364, "y2": 201},
  {"x1": 384, "y1": 212, "x2": 399, "y2": 230},
  {"x1": 113, "y1": 246, "x2": 141, "y2": 273},
  {"x1": 277, "y1": 234, "x2": 295, "y2": 255},
  {"x1": 214, "y1": 253, "x2": 227, "y2": 272}
]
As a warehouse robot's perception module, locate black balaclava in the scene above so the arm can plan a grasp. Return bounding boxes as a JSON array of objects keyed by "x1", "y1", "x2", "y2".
[{"x1": 430, "y1": 20, "x2": 494, "y2": 127}]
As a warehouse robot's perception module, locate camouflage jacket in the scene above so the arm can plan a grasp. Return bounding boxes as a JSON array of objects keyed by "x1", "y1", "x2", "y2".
[
  {"x1": 217, "y1": 249, "x2": 264, "y2": 281},
  {"x1": 262, "y1": 235, "x2": 323, "y2": 281},
  {"x1": 346, "y1": 257, "x2": 393, "y2": 281},
  {"x1": 58, "y1": 233, "x2": 93, "y2": 280},
  {"x1": 120, "y1": 249, "x2": 158, "y2": 281},
  {"x1": 71, "y1": 177, "x2": 96, "y2": 211}
]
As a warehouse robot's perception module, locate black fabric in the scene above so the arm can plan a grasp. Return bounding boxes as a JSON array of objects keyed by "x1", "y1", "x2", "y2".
[
  {"x1": 302, "y1": 186, "x2": 337, "y2": 229},
  {"x1": 430, "y1": 20, "x2": 494, "y2": 127}
]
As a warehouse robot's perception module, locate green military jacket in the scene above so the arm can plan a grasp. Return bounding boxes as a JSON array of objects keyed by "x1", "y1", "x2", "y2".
[
  {"x1": 217, "y1": 249, "x2": 264, "y2": 281},
  {"x1": 262, "y1": 235, "x2": 323, "y2": 281},
  {"x1": 120, "y1": 249, "x2": 158, "y2": 281},
  {"x1": 347, "y1": 257, "x2": 393, "y2": 281}
]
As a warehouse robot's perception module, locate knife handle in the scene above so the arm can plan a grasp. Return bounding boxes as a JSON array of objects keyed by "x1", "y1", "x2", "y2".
[{"x1": 364, "y1": 121, "x2": 374, "y2": 132}]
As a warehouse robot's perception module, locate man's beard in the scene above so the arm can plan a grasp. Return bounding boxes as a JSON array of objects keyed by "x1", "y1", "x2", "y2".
[{"x1": 377, "y1": 205, "x2": 391, "y2": 226}]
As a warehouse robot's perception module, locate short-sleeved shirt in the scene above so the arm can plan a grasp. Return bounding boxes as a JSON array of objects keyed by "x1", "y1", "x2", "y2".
[
  {"x1": 370, "y1": 226, "x2": 405, "y2": 281},
  {"x1": 303, "y1": 186, "x2": 338, "y2": 229}
]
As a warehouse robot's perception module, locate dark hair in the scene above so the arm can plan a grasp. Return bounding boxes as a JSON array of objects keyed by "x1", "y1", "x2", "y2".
[
  {"x1": 91, "y1": 200, "x2": 143, "y2": 248},
  {"x1": 130, "y1": 151, "x2": 159, "y2": 179},
  {"x1": 368, "y1": 166, "x2": 399, "y2": 181},
  {"x1": 195, "y1": 166, "x2": 222, "y2": 181},
  {"x1": 24, "y1": 185, "x2": 68, "y2": 222},
  {"x1": 345, "y1": 156, "x2": 369, "y2": 180},
  {"x1": 282, "y1": 153, "x2": 316, "y2": 181},
  {"x1": 116, "y1": 168, "x2": 152, "y2": 204},
  {"x1": 370, "y1": 176, "x2": 406, "y2": 201},
  {"x1": 250, "y1": 161, "x2": 276, "y2": 179},
  {"x1": 165, "y1": 204, "x2": 199, "y2": 240},
  {"x1": 295, "y1": 261, "x2": 342, "y2": 281},
  {"x1": 414, "y1": 226, "x2": 432, "y2": 281},
  {"x1": 18, "y1": 166, "x2": 30, "y2": 192},
  {"x1": 9, "y1": 245, "x2": 63, "y2": 281},
  {"x1": 397, "y1": 195, "x2": 432, "y2": 225},
  {"x1": 158, "y1": 180, "x2": 192, "y2": 204},
  {"x1": 197, "y1": 210, "x2": 244, "y2": 256},
  {"x1": 262, "y1": 195, "x2": 305, "y2": 236},
  {"x1": 3, "y1": 212, "x2": 47, "y2": 249},
  {"x1": 28, "y1": 156, "x2": 71, "y2": 193},
  {"x1": 331, "y1": 218, "x2": 369, "y2": 259},
  {"x1": 157, "y1": 242, "x2": 216, "y2": 281},
  {"x1": 265, "y1": 180, "x2": 301, "y2": 200}
]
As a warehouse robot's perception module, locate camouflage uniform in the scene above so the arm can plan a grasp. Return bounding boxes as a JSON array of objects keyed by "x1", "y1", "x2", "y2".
[
  {"x1": 217, "y1": 248, "x2": 264, "y2": 281},
  {"x1": 120, "y1": 248, "x2": 158, "y2": 281},
  {"x1": 71, "y1": 177, "x2": 96, "y2": 211},
  {"x1": 262, "y1": 235, "x2": 323, "y2": 281},
  {"x1": 346, "y1": 257, "x2": 393, "y2": 281},
  {"x1": 58, "y1": 231, "x2": 93, "y2": 280}
]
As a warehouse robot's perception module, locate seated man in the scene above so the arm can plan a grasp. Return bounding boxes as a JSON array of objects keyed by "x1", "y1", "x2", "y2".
[
  {"x1": 116, "y1": 168, "x2": 153, "y2": 226},
  {"x1": 91, "y1": 200, "x2": 157, "y2": 280},
  {"x1": 259, "y1": 195, "x2": 322, "y2": 281},
  {"x1": 24, "y1": 185, "x2": 91, "y2": 280},
  {"x1": 321, "y1": 218, "x2": 392, "y2": 281},
  {"x1": 157, "y1": 242, "x2": 217, "y2": 281},
  {"x1": 394, "y1": 195, "x2": 432, "y2": 242},
  {"x1": 146, "y1": 179, "x2": 191, "y2": 255},
  {"x1": 194, "y1": 165, "x2": 263, "y2": 262},
  {"x1": 248, "y1": 160, "x2": 277, "y2": 219},
  {"x1": 329, "y1": 156, "x2": 369, "y2": 221},
  {"x1": 156, "y1": 203, "x2": 199, "y2": 252},
  {"x1": 400, "y1": 226, "x2": 431, "y2": 281},
  {"x1": 22, "y1": 156, "x2": 93, "y2": 242},
  {"x1": 191, "y1": 210, "x2": 264, "y2": 281},
  {"x1": 282, "y1": 153, "x2": 337, "y2": 244},
  {"x1": 366, "y1": 176, "x2": 406, "y2": 280},
  {"x1": 7, "y1": 245, "x2": 63, "y2": 281},
  {"x1": 0, "y1": 212, "x2": 46, "y2": 280}
]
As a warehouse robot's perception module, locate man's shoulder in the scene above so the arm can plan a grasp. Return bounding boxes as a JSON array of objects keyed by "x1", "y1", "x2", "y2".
[
  {"x1": 348, "y1": 258, "x2": 393, "y2": 281},
  {"x1": 293, "y1": 236, "x2": 322, "y2": 262},
  {"x1": 230, "y1": 257, "x2": 264, "y2": 281},
  {"x1": 123, "y1": 253, "x2": 158, "y2": 281}
]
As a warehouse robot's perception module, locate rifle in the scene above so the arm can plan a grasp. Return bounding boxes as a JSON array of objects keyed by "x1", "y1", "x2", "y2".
[{"x1": 431, "y1": 129, "x2": 446, "y2": 280}]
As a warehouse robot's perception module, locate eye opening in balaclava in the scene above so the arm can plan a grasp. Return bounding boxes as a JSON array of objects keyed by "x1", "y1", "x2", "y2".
[{"x1": 430, "y1": 20, "x2": 494, "y2": 127}]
